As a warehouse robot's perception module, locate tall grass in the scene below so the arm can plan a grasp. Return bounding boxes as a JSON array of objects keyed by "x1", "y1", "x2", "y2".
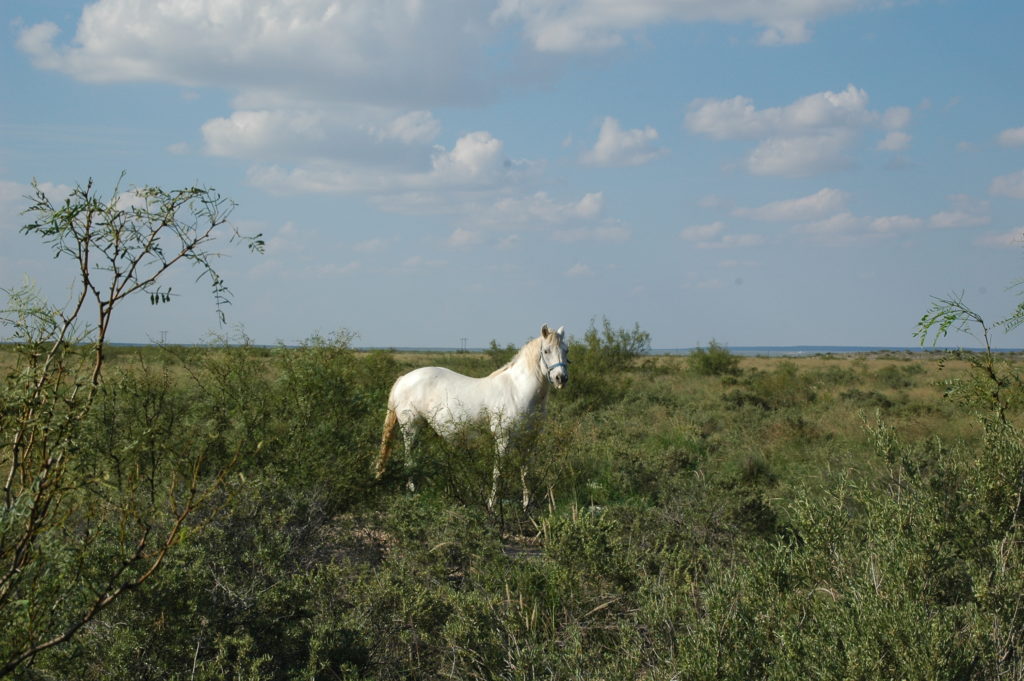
[{"x1": 8, "y1": 337, "x2": 1023, "y2": 680}]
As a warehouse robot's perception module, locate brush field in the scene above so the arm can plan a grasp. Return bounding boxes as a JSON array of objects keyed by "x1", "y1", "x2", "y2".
[{"x1": 3, "y1": 335, "x2": 1024, "y2": 680}]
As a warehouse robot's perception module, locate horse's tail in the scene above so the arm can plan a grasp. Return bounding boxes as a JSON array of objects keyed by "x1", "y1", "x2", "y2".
[{"x1": 375, "y1": 406, "x2": 399, "y2": 479}]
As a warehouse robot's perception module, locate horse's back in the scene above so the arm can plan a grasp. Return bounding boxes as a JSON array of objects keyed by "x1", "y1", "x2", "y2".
[
  {"x1": 391, "y1": 366, "x2": 477, "y2": 396},
  {"x1": 390, "y1": 366, "x2": 488, "y2": 422}
]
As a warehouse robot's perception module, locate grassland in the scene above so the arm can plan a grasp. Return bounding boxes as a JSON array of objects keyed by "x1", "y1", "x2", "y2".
[{"x1": 3, "y1": 337, "x2": 1023, "y2": 680}]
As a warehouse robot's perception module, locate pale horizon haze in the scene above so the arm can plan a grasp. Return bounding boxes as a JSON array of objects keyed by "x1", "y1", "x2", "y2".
[{"x1": 2, "y1": 1, "x2": 1024, "y2": 350}]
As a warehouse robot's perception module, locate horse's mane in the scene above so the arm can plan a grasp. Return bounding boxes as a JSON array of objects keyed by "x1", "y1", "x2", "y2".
[{"x1": 487, "y1": 335, "x2": 543, "y2": 378}]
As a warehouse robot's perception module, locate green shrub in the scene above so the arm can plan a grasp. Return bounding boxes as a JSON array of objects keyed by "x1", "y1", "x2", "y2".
[
  {"x1": 688, "y1": 339, "x2": 741, "y2": 377},
  {"x1": 874, "y1": 362, "x2": 924, "y2": 389},
  {"x1": 725, "y1": 361, "x2": 816, "y2": 411},
  {"x1": 579, "y1": 317, "x2": 652, "y2": 367},
  {"x1": 840, "y1": 388, "x2": 895, "y2": 410},
  {"x1": 485, "y1": 338, "x2": 517, "y2": 369},
  {"x1": 564, "y1": 317, "x2": 651, "y2": 411},
  {"x1": 268, "y1": 333, "x2": 381, "y2": 510},
  {"x1": 0, "y1": 177, "x2": 260, "y2": 677}
]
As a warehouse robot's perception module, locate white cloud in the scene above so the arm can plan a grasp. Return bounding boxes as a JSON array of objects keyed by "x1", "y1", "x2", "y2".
[
  {"x1": 353, "y1": 237, "x2": 394, "y2": 253},
  {"x1": 456, "y1": 191, "x2": 628, "y2": 242},
  {"x1": 552, "y1": 225, "x2": 630, "y2": 242},
  {"x1": 498, "y1": 234, "x2": 521, "y2": 249},
  {"x1": 761, "y1": 196, "x2": 984, "y2": 239},
  {"x1": 15, "y1": 1, "x2": 523, "y2": 225},
  {"x1": 877, "y1": 131, "x2": 910, "y2": 151},
  {"x1": 581, "y1": 117, "x2": 665, "y2": 167},
  {"x1": 794, "y1": 211, "x2": 864, "y2": 238},
  {"x1": 686, "y1": 85, "x2": 874, "y2": 140},
  {"x1": 258, "y1": 176, "x2": 613, "y2": 243},
  {"x1": 0, "y1": 181, "x2": 31, "y2": 228},
  {"x1": 430, "y1": 131, "x2": 508, "y2": 182},
  {"x1": 401, "y1": 255, "x2": 447, "y2": 270},
  {"x1": 746, "y1": 131, "x2": 854, "y2": 176},
  {"x1": 881, "y1": 106, "x2": 912, "y2": 130},
  {"x1": 683, "y1": 276, "x2": 725, "y2": 290},
  {"x1": 249, "y1": 221, "x2": 366, "y2": 280},
  {"x1": 976, "y1": 228, "x2": 1024, "y2": 248},
  {"x1": 566, "y1": 263, "x2": 593, "y2": 277},
  {"x1": 202, "y1": 105, "x2": 441, "y2": 164},
  {"x1": 713, "y1": 233, "x2": 765, "y2": 248},
  {"x1": 698, "y1": 195, "x2": 730, "y2": 210},
  {"x1": 485, "y1": 191, "x2": 605, "y2": 227},
  {"x1": 997, "y1": 127, "x2": 1024, "y2": 147},
  {"x1": 264, "y1": 221, "x2": 305, "y2": 255},
  {"x1": 756, "y1": 19, "x2": 811, "y2": 46},
  {"x1": 1, "y1": 181, "x2": 73, "y2": 231},
  {"x1": 247, "y1": 131, "x2": 536, "y2": 195},
  {"x1": 990, "y1": 170, "x2": 1024, "y2": 199},
  {"x1": 493, "y1": 0, "x2": 878, "y2": 52},
  {"x1": 370, "y1": 110, "x2": 441, "y2": 144},
  {"x1": 448, "y1": 228, "x2": 484, "y2": 248},
  {"x1": 574, "y1": 192, "x2": 604, "y2": 218},
  {"x1": 15, "y1": 22, "x2": 63, "y2": 70},
  {"x1": 203, "y1": 109, "x2": 324, "y2": 159},
  {"x1": 869, "y1": 215, "x2": 923, "y2": 233},
  {"x1": 685, "y1": 85, "x2": 899, "y2": 176},
  {"x1": 928, "y1": 210, "x2": 990, "y2": 229},
  {"x1": 314, "y1": 261, "x2": 361, "y2": 277},
  {"x1": 680, "y1": 221, "x2": 725, "y2": 241},
  {"x1": 735, "y1": 188, "x2": 849, "y2": 221},
  {"x1": 680, "y1": 221, "x2": 762, "y2": 248},
  {"x1": 12, "y1": 0, "x2": 710, "y2": 239},
  {"x1": 17, "y1": 0, "x2": 493, "y2": 108}
]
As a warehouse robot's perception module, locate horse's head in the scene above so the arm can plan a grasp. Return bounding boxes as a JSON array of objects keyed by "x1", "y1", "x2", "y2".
[{"x1": 540, "y1": 324, "x2": 569, "y2": 389}]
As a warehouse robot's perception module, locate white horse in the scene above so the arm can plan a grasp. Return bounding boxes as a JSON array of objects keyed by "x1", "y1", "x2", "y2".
[{"x1": 376, "y1": 324, "x2": 569, "y2": 510}]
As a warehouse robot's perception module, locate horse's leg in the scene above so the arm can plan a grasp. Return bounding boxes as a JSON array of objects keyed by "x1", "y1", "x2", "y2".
[
  {"x1": 487, "y1": 453, "x2": 502, "y2": 511},
  {"x1": 488, "y1": 432, "x2": 509, "y2": 511},
  {"x1": 520, "y1": 465, "x2": 530, "y2": 510},
  {"x1": 489, "y1": 427, "x2": 531, "y2": 511},
  {"x1": 375, "y1": 408, "x2": 399, "y2": 479},
  {"x1": 399, "y1": 416, "x2": 421, "y2": 492},
  {"x1": 508, "y1": 425, "x2": 532, "y2": 511}
]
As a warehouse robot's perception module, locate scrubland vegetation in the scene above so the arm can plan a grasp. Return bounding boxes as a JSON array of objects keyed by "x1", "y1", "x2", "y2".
[
  {"x1": 3, "y1": 178, "x2": 1023, "y2": 679},
  {"x1": 3, "y1": 332, "x2": 1023, "y2": 680}
]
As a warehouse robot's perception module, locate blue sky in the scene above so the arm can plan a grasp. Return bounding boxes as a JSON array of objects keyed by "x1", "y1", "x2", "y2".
[{"x1": 2, "y1": 0, "x2": 1024, "y2": 349}]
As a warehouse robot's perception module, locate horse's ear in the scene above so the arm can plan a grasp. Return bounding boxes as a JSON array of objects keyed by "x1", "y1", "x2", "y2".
[{"x1": 541, "y1": 324, "x2": 551, "y2": 338}]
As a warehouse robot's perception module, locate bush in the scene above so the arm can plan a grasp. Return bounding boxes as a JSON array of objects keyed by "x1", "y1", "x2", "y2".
[
  {"x1": 564, "y1": 317, "x2": 651, "y2": 411},
  {"x1": 0, "y1": 177, "x2": 261, "y2": 676},
  {"x1": 725, "y1": 361, "x2": 816, "y2": 411},
  {"x1": 267, "y1": 333, "x2": 382, "y2": 510},
  {"x1": 579, "y1": 317, "x2": 652, "y2": 367},
  {"x1": 688, "y1": 339, "x2": 741, "y2": 377},
  {"x1": 485, "y1": 339, "x2": 517, "y2": 369}
]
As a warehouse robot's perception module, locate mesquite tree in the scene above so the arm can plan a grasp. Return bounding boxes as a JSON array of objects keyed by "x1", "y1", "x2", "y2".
[
  {"x1": 0, "y1": 175, "x2": 262, "y2": 676},
  {"x1": 916, "y1": 291, "x2": 1024, "y2": 670},
  {"x1": 916, "y1": 291, "x2": 1024, "y2": 423}
]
